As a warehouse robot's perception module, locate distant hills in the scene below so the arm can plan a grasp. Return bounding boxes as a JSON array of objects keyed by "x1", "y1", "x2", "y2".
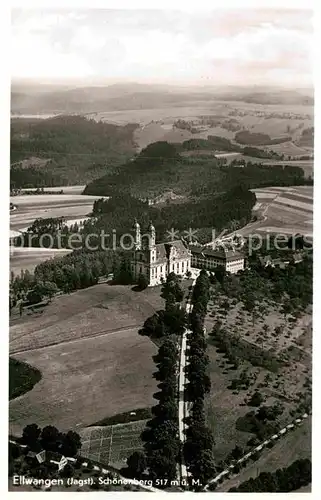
[{"x1": 11, "y1": 83, "x2": 314, "y2": 115}]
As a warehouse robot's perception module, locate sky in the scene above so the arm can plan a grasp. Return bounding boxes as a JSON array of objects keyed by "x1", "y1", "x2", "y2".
[{"x1": 11, "y1": 8, "x2": 314, "y2": 87}]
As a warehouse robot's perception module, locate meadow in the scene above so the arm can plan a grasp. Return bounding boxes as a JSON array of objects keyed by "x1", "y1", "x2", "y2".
[
  {"x1": 87, "y1": 100, "x2": 313, "y2": 153},
  {"x1": 9, "y1": 284, "x2": 164, "y2": 435},
  {"x1": 10, "y1": 247, "x2": 72, "y2": 275},
  {"x1": 10, "y1": 191, "x2": 101, "y2": 273},
  {"x1": 10, "y1": 193, "x2": 102, "y2": 232}
]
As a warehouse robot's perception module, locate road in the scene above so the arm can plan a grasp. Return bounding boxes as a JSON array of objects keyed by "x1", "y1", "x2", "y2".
[
  {"x1": 178, "y1": 326, "x2": 189, "y2": 479},
  {"x1": 178, "y1": 278, "x2": 197, "y2": 483}
]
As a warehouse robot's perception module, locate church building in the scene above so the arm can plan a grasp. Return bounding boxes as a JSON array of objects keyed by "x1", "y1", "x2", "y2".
[{"x1": 130, "y1": 220, "x2": 192, "y2": 287}]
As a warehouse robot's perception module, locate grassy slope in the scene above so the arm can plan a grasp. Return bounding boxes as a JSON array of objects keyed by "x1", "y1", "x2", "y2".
[{"x1": 9, "y1": 284, "x2": 164, "y2": 435}]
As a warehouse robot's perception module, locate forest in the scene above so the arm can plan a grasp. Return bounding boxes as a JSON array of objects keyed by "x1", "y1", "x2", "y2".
[
  {"x1": 84, "y1": 140, "x2": 308, "y2": 199},
  {"x1": 235, "y1": 130, "x2": 292, "y2": 146},
  {"x1": 10, "y1": 115, "x2": 137, "y2": 187}
]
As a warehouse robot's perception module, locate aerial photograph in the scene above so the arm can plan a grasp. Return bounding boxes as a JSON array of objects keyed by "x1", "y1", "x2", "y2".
[{"x1": 9, "y1": 6, "x2": 313, "y2": 493}]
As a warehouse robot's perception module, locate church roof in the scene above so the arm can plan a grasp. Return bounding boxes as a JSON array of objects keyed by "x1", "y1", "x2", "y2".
[
  {"x1": 155, "y1": 240, "x2": 190, "y2": 263},
  {"x1": 189, "y1": 244, "x2": 244, "y2": 261}
]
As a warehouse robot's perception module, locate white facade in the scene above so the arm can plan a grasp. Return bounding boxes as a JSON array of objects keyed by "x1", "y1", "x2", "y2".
[
  {"x1": 190, "y1": 246, "x2": 245, "y2": 274},
  {"x1": 131, "y1": 221, "x2": 191, "y2": 287}
]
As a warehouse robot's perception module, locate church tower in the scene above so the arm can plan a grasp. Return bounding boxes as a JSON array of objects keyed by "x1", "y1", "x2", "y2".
[
  {"x1": 133, "y1": 219, "x2": 141, "y2": 250},
  {"x1": 148, "y1": 221, "x2": 157, "y2": 264}
]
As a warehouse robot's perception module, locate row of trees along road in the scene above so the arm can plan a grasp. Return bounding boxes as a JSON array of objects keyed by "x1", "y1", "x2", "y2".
[
  {"x1": 127, "y1": 274, "x2": 186, "y2": 485},
  {"x1": 229, "y1": 458, "x2": 311, "y2": 492},
  {"x1": 184, "y1": 270, "x2": 216, "y2": 489}
]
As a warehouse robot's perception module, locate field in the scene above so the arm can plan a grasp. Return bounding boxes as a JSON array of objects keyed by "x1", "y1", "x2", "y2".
[
  {"x1": 10, "y1": 191, "x2": 102, "y2": 273},
  {"x1": 260, "y1": 141, "x2": 312, "y2": 157},
  {"x1": 231, "y1": 185, "x2": 313, "y2": 239},
  {"x1": 10, "y1": 247, "x2": 72, "y2": 275},
  {"x1": 9, "y1": 284, "x2": 164, "y2": 435},
  {"x1": 79, "y1": 420, "x2": 146, "y2": 469},
  {"x1": 87, "y1": 101, "x2": 313, "y2": 152},
  {"x1": 215, "y1": 417, "x2": 311, "y2": 492},
  {"x1": 10, "y1": 193, "x2": 103, "y2": 232}
]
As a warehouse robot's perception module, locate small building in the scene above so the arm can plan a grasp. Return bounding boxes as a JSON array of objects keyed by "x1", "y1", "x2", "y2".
[
  {"x1": 27, "y1": 450, "x2": 68, "y2": 471},
  {"x1": 292, "y1": 252, "x2": 303, "y2": 264},
  {"x1": 271, "y1": 258, "x2": 288, "y2": 270},
  {"x1": 130, "y1": 220, "x2": 191, "y2": 287},
  {"x1": 258, "y1": 255, "x2": 273, "y2": 267},
  {"x1": 189, "y1": 244, "x2": 245, "y2": 274},
  {"x1": 258, "y1": 254, "x2": 304, "y2": 269}
]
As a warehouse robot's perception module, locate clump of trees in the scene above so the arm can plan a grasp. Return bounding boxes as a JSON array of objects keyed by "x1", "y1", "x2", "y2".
[
  {"x1": 137, "y1": 273, "x2": 149, "y2": 291},
  {"x1": 246, "y1": 242, "x2": 312, "y2": 310},
  {"x1": 229, "y1": 458, "x2": 311, "y2": 492},
  {"x1": 235, "y1": 130, "x2": 292, "y2": 146},
  {"x1": 211, "y1": 326, "x2": 281, "y2": 373},
  {"x1": 10, "y1": 249, "x2": 120, "y2": 308},
  {"x1": 139, "y1": 273, "x2": 187, "y2": 338},
  {"x1": 9, "y1": 358, "x2": 42, "y2": 400},
  {"x1": 20, "y1": 423, "x2": 82, "y2": 457},
  {"x1": 236, "y1": 401, "x2": 284, "y2": 440}
]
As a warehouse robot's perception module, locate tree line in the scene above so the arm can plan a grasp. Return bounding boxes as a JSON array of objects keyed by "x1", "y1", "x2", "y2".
[
  {"x1": 10, "y1": 249, "x2": 117, "y2": 310},
  {"x1": 127, "y1": 274, "x2": 187, "y2": 485},
  {"x1": 87, "y1": 187, "x2": 256, "y2": 245},
  {"x1": 229, "y1": 458, "x2": 311, "y2": 492},
  {"x1": 184, "y1": 270, "x2": 215, "y2": 488},
  {"x1": 235, "y1": 130, "x2": 292, "y2": 146}
]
